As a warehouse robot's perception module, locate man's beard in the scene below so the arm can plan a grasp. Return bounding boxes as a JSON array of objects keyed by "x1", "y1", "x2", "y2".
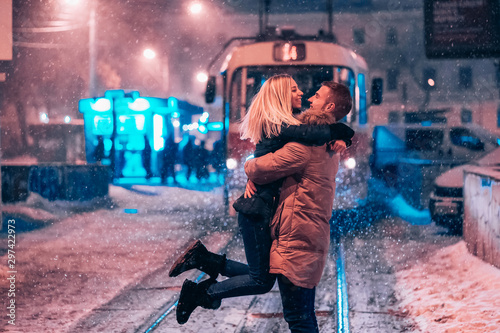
[{"x1": 306, "y1": 103, "x2": 328, "y2": 114}]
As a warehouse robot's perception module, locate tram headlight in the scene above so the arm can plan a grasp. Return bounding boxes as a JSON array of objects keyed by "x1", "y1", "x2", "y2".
[
  {"x1": 344, "y1": 157, "x2": 356, "y2": 170},
  {"x1": 226, "y1": 158, "x2": 238, "y2": 170}
]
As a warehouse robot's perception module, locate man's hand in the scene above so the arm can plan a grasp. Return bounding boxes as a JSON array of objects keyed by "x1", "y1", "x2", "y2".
[
  {"x1": 244, "y1": 179, "x2": 257, "y2": 198},
  {"x1": 329, "y1": 140, "x2": 347, "y2": 154}
]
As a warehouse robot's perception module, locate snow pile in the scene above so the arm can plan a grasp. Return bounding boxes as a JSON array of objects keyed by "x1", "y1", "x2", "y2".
[{"x1": 394, "y1": 241, "x2": 500, "y2": 332}]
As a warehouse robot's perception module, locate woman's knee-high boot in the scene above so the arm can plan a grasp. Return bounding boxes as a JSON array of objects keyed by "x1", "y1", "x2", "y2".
[
  {"x1": 169, "y1": 240, "x2": 226, "y2": 279},
  {"x1": 176, "y1": 278, "x2": 220, "y2": 324}
]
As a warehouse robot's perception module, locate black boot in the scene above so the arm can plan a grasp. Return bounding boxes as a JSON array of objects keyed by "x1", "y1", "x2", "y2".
[
  {"x1": 176, "y1": 278, "x2": 221, "y2": 324},
  {"x1": 169, "y1": 240, "x2": 226, "y2": 279}
]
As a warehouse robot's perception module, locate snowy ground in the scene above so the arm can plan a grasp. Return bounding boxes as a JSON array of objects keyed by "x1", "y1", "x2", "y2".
[
  {"x1": 393, "y1": 240, "x2": 500, "y2": 333},
  {"x1": 0, "y1": 183, "x2": 499, "y2": 332},
  {"x1": 0, "y1": 183, "x2": 228, "y2": 332}
]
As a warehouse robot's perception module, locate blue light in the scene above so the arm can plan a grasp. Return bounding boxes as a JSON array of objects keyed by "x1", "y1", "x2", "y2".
[
  {"x1": 128, "y1": 98, "x2": 150, "y2": 111},
  {"x1": 198, "y1": 124, "x2": 208, "y2": 134},
  {"x1": 91, "y1": 98, "x2": 111, "y2": 112},
  {"x1": 199, "y1": 112, "x2": 209, "y2": 124},
  {"x1": 135, "y1": 115, "x2": 146, "y2": 131},
  {"x1": 207, "y1": 122, "x2": 223, "y2": 131},
  {"x1": 172, "y1": 111, "x2": 180, "y2": 118},
  {"x1": 124, "y1": 208, "x2": 138, "y2": 214},
  {"x1": 421, "y1": 120, "x2": 432, "y2": 127},
  {"x1": 168, "y1": 97, "x2": 178, "y2": 109},
  {"x1": 104, "y1": 138, "x2": 113, "y2": 151},
  {"x1": 153, "y1": 114, "x2": 164, "y2": 151}
]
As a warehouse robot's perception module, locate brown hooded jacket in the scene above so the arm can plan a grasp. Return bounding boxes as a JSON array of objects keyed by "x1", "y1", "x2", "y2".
[{"x1": 244, "y1": 108, "x2": 340, "y2": 288}]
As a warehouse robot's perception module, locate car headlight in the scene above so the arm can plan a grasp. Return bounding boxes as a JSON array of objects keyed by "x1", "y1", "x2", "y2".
[
  {"x1": 344, "y1": 157, "x2": 356, "y2": 169},
  {"x1": 226, "y1": 158, "x2": 238, "y2": 170}
]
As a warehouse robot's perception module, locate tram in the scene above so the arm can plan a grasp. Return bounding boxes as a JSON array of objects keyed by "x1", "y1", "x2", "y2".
[{"x1": 205, "y1": 28, "x2": 383, "y2": 214}]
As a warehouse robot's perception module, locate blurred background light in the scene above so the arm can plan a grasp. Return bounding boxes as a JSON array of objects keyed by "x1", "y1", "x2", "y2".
[
  {"x1": 188, "y1": 2, "x2": 203, "y2": 15},
  {"x1": 196, "y1": 72, "x2": 208, "y2": 83},
  {"x1": 143, "y1": 48, "x2": 156, "y2": 60}
]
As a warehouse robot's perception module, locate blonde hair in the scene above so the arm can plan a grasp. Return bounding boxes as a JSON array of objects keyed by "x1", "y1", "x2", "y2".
[{"x1": 240, "y1": 74, "x2": 302, "y2": 144}]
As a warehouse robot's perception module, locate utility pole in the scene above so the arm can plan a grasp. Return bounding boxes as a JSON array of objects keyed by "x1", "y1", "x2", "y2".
[
  {"x1": 89, "y1": 0, "x2": 97, "y2": 98},
  {"x1": 327, "y1": 0, "x2": 333, "y2": 36},
  {"x1": 0, "y1": 0, "x2": 13, "y2": 217},
  {"x1": 259, "y1": 0, "x2": 271, "y2": 36}
]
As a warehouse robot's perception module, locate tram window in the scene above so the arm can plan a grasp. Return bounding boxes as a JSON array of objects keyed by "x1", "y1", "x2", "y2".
[
  {"x1": 229, "y1": 71, "x2": 243, "y2": 122},
  {"x1": 358, "y1": 73, "x2": 367, "y2": 125},
  {"x1": 229, "y1": 66, "x2": 355, "y2": 120}
]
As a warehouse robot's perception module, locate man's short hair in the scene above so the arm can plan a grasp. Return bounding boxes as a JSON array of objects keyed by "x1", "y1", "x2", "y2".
[{"x1": 321, "y1": 81, "x2": 353, "y2": 120}]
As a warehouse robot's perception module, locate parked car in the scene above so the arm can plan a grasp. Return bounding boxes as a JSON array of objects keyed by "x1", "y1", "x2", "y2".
[
  {"x1": 429, "y1": 147, "x2": 500, "y2": 235},
  {"x1": 370, "y1": 123, "x2": 499, "y2": 209},
  {"x1": 371, "y1": 123, "x2": 498, "y2": 179}
]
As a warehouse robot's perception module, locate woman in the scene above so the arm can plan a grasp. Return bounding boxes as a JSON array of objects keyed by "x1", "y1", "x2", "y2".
[{"x1": 169, "y1": 74, "x2": 354, "y2": 325}]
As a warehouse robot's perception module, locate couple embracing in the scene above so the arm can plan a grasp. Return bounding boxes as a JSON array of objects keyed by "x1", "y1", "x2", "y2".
[{"x1": 169, "y1": 74, "x2": 354, "y2": 332}]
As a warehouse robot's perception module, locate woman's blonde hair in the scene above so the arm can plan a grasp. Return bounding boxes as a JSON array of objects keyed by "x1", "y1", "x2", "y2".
[{"x1": 240, "y1": 74, "x2": 302, "y2": 144}]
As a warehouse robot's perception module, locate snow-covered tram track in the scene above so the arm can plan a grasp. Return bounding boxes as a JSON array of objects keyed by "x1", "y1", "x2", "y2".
[
  {"x1": 142, "y1": 272, "x2": 209, "y2": 333},
  {"x1": 336, "y1": 241, "x2": 351, "y2": 333},
  {"x1": 136, "y1": 233, "x2": 236, "y2": 333},
  {"x1": 141, "y1": 236, "x2": 350, "y2": 332}
]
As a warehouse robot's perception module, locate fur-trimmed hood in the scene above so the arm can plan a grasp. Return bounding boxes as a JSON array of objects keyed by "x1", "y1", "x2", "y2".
[{"x1": 296, "y1": 108, "x2": 336, "y2": 126}]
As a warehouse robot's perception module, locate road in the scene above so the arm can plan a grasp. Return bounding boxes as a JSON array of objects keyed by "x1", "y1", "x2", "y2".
[{"x1": 0, "y1": 184, "x2": 494, "y2": 332}]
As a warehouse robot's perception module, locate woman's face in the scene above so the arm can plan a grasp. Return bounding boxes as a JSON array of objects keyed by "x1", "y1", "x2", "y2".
[{"x1": 290, "y1": 79, "x2": 303, "y2": 110}]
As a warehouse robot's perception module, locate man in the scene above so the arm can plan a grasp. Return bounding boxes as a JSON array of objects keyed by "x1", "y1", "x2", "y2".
[{"x1": 244, "y1": 81, "x2": 353, "y2": 332}]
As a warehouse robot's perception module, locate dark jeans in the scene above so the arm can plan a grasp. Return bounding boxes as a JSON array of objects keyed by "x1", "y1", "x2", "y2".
[
  {"x1": 278, "y1": 275, "x2": 319, "y2": 333},
  {"x1": 207, "y1": 213, "x2": 275, "y2": 299}
]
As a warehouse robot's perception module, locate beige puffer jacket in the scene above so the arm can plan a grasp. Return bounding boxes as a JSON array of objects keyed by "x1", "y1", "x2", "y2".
[{"x1": 244, "y1": 110, "x2": 340, "y2": 289}]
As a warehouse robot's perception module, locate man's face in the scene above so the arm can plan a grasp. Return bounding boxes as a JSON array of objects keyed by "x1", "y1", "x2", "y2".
[
  {"x1": 308, "y1": 86, "x2": 334, "y2": 113},
  {"x1": 291, "y1": 79, "x2": 303, "y2": 110}
]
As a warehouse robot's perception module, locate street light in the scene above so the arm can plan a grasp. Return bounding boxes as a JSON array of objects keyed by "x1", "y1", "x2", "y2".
[
  {"x1": 188, "y1": 2, "x2": 203, "y2": 15},
  {"x1": 58, "y1": 0, "x2": 96, "y2": 97},
  {"x1": 143, "y1": 48, "x2": 156, "y2": 60},
  {"x1": 61, "y1": 0, "x2": 81, "y2": 6},
  {"x1": 196, "y1": 71, "x2": 208, "y2": 83}
]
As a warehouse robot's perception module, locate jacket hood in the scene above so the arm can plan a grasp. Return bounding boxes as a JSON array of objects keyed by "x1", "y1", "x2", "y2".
[{"x1": 297, "y1": 108, "x2": 336, "y2": 126}]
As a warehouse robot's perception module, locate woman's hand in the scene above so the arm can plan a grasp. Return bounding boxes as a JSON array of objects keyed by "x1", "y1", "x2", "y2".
[
  {"x1": 244, "y1": 179, "x2": 257, "y2": 198},
  {"x1": 329, "y1": 140, "x2": 347, "y2": 154}
]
